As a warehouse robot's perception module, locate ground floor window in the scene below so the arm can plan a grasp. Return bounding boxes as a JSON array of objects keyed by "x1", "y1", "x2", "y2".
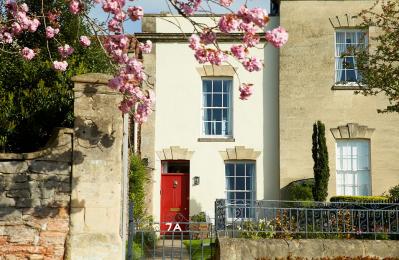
[
  {"x1": 225, "y1": 161, "x2": 256, "y2": 218},
  {"x1": 336, "y1": 140, "x2": 370, "y2": 196}
]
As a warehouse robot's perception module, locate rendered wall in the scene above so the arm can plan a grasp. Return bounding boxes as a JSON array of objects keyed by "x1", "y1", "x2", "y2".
[
  {"x1": 0, "y1": 128, "x2": 73, "y2": 259},
  {"x1": 279, "y1": 0, "x2": 399, "y2": 197},
  {"x1": 139, "y1": 16, "x2": 280, "y2": 221}
]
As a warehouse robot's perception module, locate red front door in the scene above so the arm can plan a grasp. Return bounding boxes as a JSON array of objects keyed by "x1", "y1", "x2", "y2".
[{"x1": 160, "y1": 173, "x2": 190, "y2": 233}]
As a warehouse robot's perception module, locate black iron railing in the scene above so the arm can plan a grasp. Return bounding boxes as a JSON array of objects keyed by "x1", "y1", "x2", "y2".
[{"x1": 214, "y1": 199, "x2": 399, "y2": 240}]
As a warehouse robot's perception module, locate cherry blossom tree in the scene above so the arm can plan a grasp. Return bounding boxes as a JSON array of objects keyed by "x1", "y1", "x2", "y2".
[
  {"x1": 0, "y1": 0, "x2": 288, "y2": 123},
  {"x1": 356, "y1": 0, "x2": 399, "y2": 113}
]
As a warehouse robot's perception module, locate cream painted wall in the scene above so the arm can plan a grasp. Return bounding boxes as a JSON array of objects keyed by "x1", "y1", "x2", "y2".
[
  {"x1": 280, "y1": 1, "x2": 399, "y2": 198},
  {"x1": 151, "y1": 17, "x2": 280, "y2": 220}
]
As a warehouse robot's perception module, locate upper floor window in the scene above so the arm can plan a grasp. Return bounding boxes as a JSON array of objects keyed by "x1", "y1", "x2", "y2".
[
  {"x1": 336, "y1": 140, "x2": 370, "y2": 196},
  {"x1": 335, "y1": 29, "x2": 368, "y2": 84},
  {"x1": 202, "y1": 78, "x2": 232, "y2": 136}
]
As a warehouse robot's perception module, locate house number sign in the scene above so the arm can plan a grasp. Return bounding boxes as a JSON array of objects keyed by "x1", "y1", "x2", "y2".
[{"x1": 165, "y1": 222, "x2": 182, "y2": 232}]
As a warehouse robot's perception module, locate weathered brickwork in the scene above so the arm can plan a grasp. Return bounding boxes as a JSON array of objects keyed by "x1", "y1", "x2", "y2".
[{"x1": 0, "y1": 128, "x2": 72, "y2": 260}]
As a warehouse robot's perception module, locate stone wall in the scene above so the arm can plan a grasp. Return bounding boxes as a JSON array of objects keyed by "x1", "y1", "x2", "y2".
[
  {"x1": 217, "y1": 238, "x2": 399, "y2": 259},
  {"x1": 0, "y1": 128, "x2": 73, "y2": 260}
]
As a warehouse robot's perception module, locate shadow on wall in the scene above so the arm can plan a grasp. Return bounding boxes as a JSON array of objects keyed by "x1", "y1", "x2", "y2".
[{"x1": 189, "y1": 199, "x2": 203, "y2": 217}]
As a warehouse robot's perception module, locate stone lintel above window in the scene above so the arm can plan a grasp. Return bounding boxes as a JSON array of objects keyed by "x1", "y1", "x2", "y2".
[
  {"x1": 196, "y1": 65, "x2": 236, "y2": 77},
  {"x1": 330, "y1": 123, "x2": 375, "y2": 139},
  {"x1": 219, "y1": 146, "x2": 261, "y2": 161},
  {"x1": 156, "y1": 146, "x2": 194, "y2": 160}
]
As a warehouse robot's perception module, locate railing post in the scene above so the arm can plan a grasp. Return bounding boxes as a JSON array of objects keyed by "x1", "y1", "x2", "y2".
[{"x1": 215, "y1": 199, "x2": 226, "y2": 232}]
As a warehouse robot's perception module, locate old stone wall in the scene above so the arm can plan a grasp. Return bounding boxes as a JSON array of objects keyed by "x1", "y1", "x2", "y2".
[
  {"x1": 0, "y1": 128, "x2": 73, "y2": 260},
  {"x1": 217, "y1": 238, "x2": 399, "y2": 259}
]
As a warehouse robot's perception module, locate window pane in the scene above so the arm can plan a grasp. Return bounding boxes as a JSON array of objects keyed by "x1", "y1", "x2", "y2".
[
  {"x1": 236, "y1": 192, "x2": 245, "y2": 200},
  {"x1": 246, "y1": 177, "x2": 252, "y2": 190},
  {"x1": 222, "y1": 108, "x2": 228, "y2": 121},
  {"x1": 226, "y1": 177, "x2": 234, "y2": 190},
  {"x1": 236, "y1": 164, "x2": 245, "y2": 176},
  {"x1": 215, "y1": 122, "x2": 222, "y2": 135},
  {"x1": 356, "y1": 31, "x2": 366, "y2": 43},
  {"x1": 203, "y1": 80, "x2": 212, "y2": 92},
  {"x1": 336, "y1": 44, "x2": 347, "y2": 56},
  {"x1": 223, "y1": 94, "x2": 229, "y2": 108},
  {"x1": 336, "y1": 32, "x2": 345, "y2": 43},
  {"x1": 213, "y1": 80, "x2": 223, "y2": 92},
  {"x1": 344, "y1": 57, "x2": 355, "y2": 69},
  {"x1": 204, "y1": 122, "x2": 212, "y2": 135},
  {"x1": 213, "y1": 94, "x2": 222, "y2": 107},
  {"x1": 204, "y1": 94, "x2": 212, "y2": 107},
  {"x1": 346, "y1": 69, "x2": 356, "y2": 82},
  {"x1": 236, "y1": 177, "x2": 245, "y2": 190},
  {"x1": 212, "y1": 109, "x2": 222, "y2": 121},
  {"x1": 223, "y1": 80, "x2": 232, "y2": 92},
  {"x1": 226, "y1": 164, "x2": 234, "y2": 176},
  {"x1": 346, "y1": 32, "x2": 356, "y2": 43},
  {"x1": 204, "y1": 109, "x2": 212, "y2": 121},
  {"x1": 222, "y1": 120, "x2": 229, "y2": 135}
]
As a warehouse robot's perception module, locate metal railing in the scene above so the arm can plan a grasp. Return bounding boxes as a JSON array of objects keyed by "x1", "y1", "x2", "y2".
[
  {"x1": 127, "y1": 202, "x2": 215, "y2": 260},
  {"x1": 215, "y1": 199, "x2": 399, "y2": 240}
]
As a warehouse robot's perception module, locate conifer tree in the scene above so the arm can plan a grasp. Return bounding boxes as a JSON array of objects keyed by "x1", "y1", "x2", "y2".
[{"x1": 312, "y1": 121, "x2": 330, "y2": 201}]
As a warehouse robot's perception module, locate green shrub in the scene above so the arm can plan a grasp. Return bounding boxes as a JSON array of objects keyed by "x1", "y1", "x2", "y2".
[
  {"x1": 190, "y1": 212, "x2": 207, "y2": 222},
  {"x1": 287, "y1": 179, "x2": 314, "y2": 201},
  {"x1": 0, "y1": 1, "x2": 113, "y2": 153},
  {"x1": 129, "y1": 154, "x2": 149, "y2": 221},
  {"x1": 330, "y1": 196, "x2": 389, "y2": 203},
  {"x1": 388, "y1": 184, "x2": 399, "y2": 200}
]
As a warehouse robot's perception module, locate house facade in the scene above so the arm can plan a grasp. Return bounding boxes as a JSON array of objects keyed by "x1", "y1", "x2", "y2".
[{"x1": 135, "y1": 0, "x2": 399, "y2": 222}]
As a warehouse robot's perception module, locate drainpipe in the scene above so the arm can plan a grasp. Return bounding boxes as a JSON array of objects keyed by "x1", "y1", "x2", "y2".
[{"x1": 121, "y1": 113, "x2": 129, "y2": 259}]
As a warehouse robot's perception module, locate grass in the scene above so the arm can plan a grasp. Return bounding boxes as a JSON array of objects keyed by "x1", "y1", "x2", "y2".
[{"x1": 183, "y1": 239, "x2": 214, "y2": 260}]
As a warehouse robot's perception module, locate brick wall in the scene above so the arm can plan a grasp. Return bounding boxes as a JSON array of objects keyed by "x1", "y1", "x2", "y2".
[{"x1": 0, "y1": 128, "x2": 72, "y2": 260}]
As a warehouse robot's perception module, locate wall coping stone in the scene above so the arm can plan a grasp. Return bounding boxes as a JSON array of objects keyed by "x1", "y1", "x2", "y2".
[{"x1": 0, "y1": 128, "x2": 73, "y2": 161}]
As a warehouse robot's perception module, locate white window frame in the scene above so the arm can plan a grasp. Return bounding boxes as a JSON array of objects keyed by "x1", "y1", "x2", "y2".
[
  {"x1": 225, "y1": 161, "x2": 256, "y2": 219},
  {"x1": 334, "y1": 28, "x2": 368, "y2": 86},
  {"x1": 336, "y1": 139, "x2": 371, "y2": 196},
  {"x1": 201, "y1": 77, "x2": 233, "y2": 137}
]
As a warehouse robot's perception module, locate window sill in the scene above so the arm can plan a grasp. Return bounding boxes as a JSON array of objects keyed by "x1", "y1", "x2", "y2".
[
  {"x1": 197, "y1": 137, "x2": 235, "y2": 142},
  {"x1": 331, "y1": 83, "x2": 367, "y2": 91}
]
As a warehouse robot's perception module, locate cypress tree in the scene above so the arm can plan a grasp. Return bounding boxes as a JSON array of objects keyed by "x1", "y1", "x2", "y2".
[{"x1": 312, "y1": 121, "x2": 330, "y2": 201}]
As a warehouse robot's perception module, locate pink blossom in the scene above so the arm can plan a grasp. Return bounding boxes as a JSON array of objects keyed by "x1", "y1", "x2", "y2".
[
  {"x1": 139, "y1": 40, "x2": 152, "y2": 54},
  {"x1": 239, "y1": 83, "x2": 253, "y2": 100},
  {"x1": 188, "y1": 34, "x2": 201, "y2": 50},
  {"x1": 46, "y1": 26, "x2": 59, "y2": 39},
  {"x1": 47, "y1": 11, "x2": 59, "y2": 23},
  {"x1": 108, "y1": 18, "x2": 122, "y2": 32},
  {"x1": 69, "y1": 0, "x2": 81, "y2": 15},
  {"x1": 20, "y1": 3, "x2": 29, "y2": 12},
  {"x1": 79, "y1": 36, "x2": 91, "y2": 47},
  {"x1": 11, "y1": 22, "x2": 22, "y2": 35},
  {"x1": 239, "y1": 22, "x2": 257, "y2": 34},
  {"x1": 242, "y1": 57, "x2": 263, "y2": 72},
  {"x1": 177, "y1": 0, "x2": 202, "y2": 15},
  {"x1": 200, "y1": 30, "x2": 216, "y2": 45},
  {"x1": 218, "y1": 14, "x2": 240, "y2": 33},
  {"x1": 265, "y1": 26, "x2": 289, "y2": 48},
  {"x1": 52, "y1": 61, "x2": 68, "y2": 71},
  {"x1": 58, "y1": 44, "x2": 74, "y2": 58},
  {"x1": 243, "y1": 32, "x2": 260, "y2": 47},
  {"x1": 127, "y1": 6, "x2": 143, "y2": 21},
  {"x1": 28, "y1": 18, "x2": 40, "y2": 32},
  {"x1": 2, "y1": 32, "x2": 13, "y2": 44},
  {"x1": 207, "y1": 50, "x2": 227, "y2": 65},
  {"x1": 21, "y1": 47, "x2": 35, "y2": 60},
  {"x1": 248, "y1": 8, "x2": 268, "y2": 27},
  {"x1": 219, "y1": 0, "x2": 233, "y2": 7},
  {"x1": 230, "y1": 45, "x2": 246, "y2": 60},
  {"x1": 194, "y1": 48, "x2": 208, "y2": 64}
]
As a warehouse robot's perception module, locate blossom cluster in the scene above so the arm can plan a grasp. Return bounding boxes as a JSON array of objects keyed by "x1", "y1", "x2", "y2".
[
  {"x1": 0, "y1": 0, "x2": 288, "y2": 120},
  {"x1": 97, "y1": 1, "x2": 154, "y2": 123}
]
